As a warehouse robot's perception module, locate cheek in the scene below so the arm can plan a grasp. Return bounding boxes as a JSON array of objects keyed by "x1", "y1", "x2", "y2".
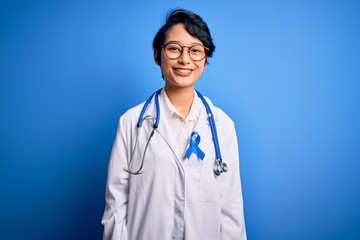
[
  {"x1": 196, "y1": 63, "x2": 206, "y2": 73},
  {"x1": 160, "y1": 54, "x2": 171, "y2": 69},
  {"x1": 160, "y1": 61, "x2": 170, "y2": 73}
]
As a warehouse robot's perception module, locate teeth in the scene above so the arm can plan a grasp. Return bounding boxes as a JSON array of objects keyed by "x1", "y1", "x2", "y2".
[{"x1": 176, "y1": 68, "x2": 192, "y2": 73}]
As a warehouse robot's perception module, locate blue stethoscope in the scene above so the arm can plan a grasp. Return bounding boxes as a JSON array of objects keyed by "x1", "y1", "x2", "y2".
[{"x1": 123, "y1": 89, "x2": 228, "y2": 177}]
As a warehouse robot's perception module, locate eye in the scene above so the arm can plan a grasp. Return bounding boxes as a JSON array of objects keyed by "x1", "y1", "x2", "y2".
[
  {"x1": 190, "y1": 46, "x2": 204, "y2": 54},
  {"x1": 167, "y1": 44, "x2": 182, "y2": 52}
]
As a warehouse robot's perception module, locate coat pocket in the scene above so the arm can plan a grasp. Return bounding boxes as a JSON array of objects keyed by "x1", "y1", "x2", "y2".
[{"x1": 199, "y1": 159, "x2": 219, "y2": 203}]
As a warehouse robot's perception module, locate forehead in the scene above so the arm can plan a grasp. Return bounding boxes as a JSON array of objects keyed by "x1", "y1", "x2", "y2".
[{"x1": 165, "y1": 23, "x2": 202, "y2": 45}]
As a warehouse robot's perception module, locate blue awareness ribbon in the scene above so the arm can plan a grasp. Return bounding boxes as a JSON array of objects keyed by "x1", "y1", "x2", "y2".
[{"x1": 185, "y1": 131, "x2": 205, "y2": 160}]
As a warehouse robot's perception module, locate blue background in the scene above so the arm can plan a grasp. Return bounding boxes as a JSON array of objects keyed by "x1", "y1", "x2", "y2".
[{"x1": 1, "y1": 0, "x2": 359, "y2": 239}]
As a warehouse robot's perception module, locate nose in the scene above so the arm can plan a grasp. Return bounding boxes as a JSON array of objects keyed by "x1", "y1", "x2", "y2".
[{"x1": 178, "y1": 47, "x2": 191, "y2": 64}]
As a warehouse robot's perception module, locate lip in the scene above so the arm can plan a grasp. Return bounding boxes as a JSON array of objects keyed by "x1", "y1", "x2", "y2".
[{"x1": 173, "y1": 67, "x2": 194, "y2": 77}]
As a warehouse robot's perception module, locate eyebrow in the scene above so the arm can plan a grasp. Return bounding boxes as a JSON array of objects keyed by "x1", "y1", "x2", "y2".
[{"x1": 165, "y1": 40, "x2": 203, "y2": 46}]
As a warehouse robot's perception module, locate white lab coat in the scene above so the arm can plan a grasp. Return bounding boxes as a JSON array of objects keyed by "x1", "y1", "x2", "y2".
[{"x1": 102, "y1": 90, "x2": 246, "y2": 240}]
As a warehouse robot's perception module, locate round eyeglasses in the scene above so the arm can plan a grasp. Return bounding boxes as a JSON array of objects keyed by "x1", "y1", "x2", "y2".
[{"x1": 162, "y1": 42, "x2": 209, "y2": 61}]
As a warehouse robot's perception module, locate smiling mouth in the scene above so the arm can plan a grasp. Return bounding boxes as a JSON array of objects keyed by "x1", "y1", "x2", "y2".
[{"x1": 174, "y1": 68, "x2": 193, "y2": 74}]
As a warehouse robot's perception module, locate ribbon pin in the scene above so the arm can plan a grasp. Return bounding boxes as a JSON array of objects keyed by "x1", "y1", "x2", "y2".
[{"x1": 185, "y1": 131, "x2": 205, "y2": 160}]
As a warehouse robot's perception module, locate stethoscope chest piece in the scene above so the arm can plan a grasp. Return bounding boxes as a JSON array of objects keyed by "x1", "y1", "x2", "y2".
[
  {"x1": 213, "y1": 160, "x2": 228, "y2": 176},
  {"x1": 125, "y1": 88, "x2": 228, "y2": 176}
]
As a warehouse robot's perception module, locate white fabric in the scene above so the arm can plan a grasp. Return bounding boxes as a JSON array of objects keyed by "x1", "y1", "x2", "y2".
[
  {"x1": 161, "y1": 89, "x2": 201, "y2": 158},
  {"x1": 102, "y1": 89, "x2": 247, "y2": 240}
]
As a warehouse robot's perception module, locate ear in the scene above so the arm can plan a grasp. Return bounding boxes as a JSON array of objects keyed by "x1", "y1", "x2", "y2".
[{"x1": 154, "y1": 49, "x2": 160, "y2": 65}]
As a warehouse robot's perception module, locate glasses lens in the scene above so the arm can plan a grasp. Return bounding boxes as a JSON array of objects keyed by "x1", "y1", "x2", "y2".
[
  {"x1": 164, "y1": 43, "x2": 207, "y2": 61},
  {"x1": 164, "y1": 43, "x2": 182, "y2": 59},
  {"x1": 189, "y1": 45, "x2": 206, "y2": 61}
]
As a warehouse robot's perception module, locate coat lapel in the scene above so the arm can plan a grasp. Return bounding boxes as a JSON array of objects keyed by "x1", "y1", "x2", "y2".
[
  {"x1": 145, "y1": 93, "x2": 183, "y2": 163},
  {"x1": 192, "y1": 106, "x2": 214, "y2": 161},
  {"x1": 143, "y1": 91, "x2": 218, "y2": 165}
]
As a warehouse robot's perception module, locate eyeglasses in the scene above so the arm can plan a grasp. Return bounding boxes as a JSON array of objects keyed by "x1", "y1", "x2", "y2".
[{"x1": 162, "y1": 42, "x2": 209, "y2": 61}]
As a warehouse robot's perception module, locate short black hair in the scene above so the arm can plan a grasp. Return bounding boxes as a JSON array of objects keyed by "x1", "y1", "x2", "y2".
[{"x1": 153, "y1": 8, "x2": 215, "y2": 64}]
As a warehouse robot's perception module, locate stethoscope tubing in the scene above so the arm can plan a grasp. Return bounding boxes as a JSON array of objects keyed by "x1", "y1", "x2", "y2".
[
  {"x1": 137, "y1": 89, "x2": 162, "y2": 128},
  {"x1": 125, "y1": 89, "x2": 227, "y2": 176},
  {"x1": 195, "y1": 90, "x2": 222, "y2": 161}
]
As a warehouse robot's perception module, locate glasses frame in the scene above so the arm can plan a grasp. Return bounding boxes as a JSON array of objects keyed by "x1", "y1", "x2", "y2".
[{"x1": 162, "y1": 42, "x2": 209, "y2": 62}]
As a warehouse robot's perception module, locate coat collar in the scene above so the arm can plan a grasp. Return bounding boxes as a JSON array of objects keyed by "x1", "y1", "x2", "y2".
[{"x1": 143, "y1": 88, "x2": 218, "y2": 163}]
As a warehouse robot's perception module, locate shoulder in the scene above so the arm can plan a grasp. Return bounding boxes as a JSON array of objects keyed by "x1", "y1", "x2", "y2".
[
  {"x1": 122, "y1": 102, "x2": 144, "y2": 119},
  {"x1": 118, "y1": 101, "x2": 146, "y2": 128},
  {"x1": 201, "y1": 95, "x2": 234, "y2": 127}
]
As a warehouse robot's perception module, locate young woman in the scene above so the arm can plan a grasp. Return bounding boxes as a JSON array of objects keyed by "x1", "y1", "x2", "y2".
[{"x1": 102, "y1": 8, "x2": 247, "y2": 240}]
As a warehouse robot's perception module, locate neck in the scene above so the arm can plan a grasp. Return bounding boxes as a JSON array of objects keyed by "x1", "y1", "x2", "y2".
[{"x1": 164, "y1": 85, "x2": 195, "y2": 118}]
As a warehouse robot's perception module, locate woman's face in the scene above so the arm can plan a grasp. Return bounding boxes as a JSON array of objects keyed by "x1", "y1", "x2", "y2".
[{"x1": 156, "y1": 23, "x2": 207, "y2": 91}]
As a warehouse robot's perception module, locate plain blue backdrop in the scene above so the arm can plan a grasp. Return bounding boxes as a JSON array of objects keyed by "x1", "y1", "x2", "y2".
[{"x1": 1, "y1": 0, "x2": 359, "y2": 239}]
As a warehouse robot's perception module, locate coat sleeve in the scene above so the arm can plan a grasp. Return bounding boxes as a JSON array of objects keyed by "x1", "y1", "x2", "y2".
[
  {"x1": 219, "y1": 119, "x2": 247, "y2": 240},
  {"x1": 101, "y1": 116, "x2": 130, "y2": 240}
]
